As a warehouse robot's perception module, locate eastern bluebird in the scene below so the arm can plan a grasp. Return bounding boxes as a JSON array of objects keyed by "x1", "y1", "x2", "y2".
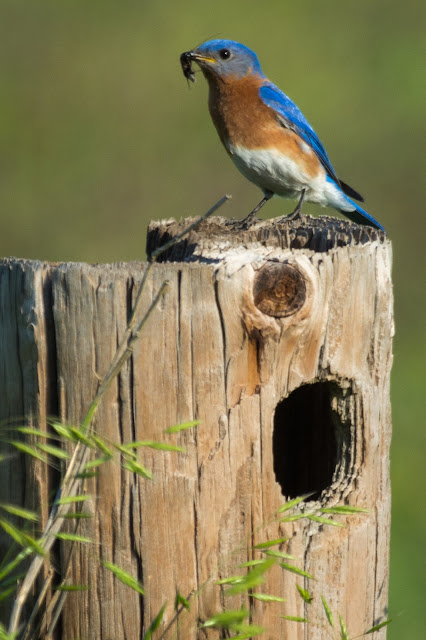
[{"x1": 180, "y1": 39, "x2": 384, "y2": 231}]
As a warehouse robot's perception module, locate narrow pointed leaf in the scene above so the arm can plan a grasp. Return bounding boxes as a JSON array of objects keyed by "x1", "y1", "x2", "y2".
[
  {"x1": 363, "y1": 619, "x2": 392, "y2": 634},
  {"x1": 55, "y1": 533, "x2": 92, "y2": 543},
  {"x1": 307, "y1": 515, "x2": 344, "y2": 527},
  {"x1": 250, "y1": 593, "x2": 286, "y2": 602},
  {"x1": 280, "y1": 563, "x2": 315, "y2": 579},
  {"x1": 239, "y1": 559, "x2": 268, "y2": 568},
  {"x1": 55, "y1": 584, "x2": 89, "y2": 591},
  {"x1": 56, "y1": 495, "x2": 91, "y2": 505},
  {"x1": 9, "y1": 442, "x2": 47, "y2": 463},
  {"x1": 321, "y1": 595, "x2": 334, "y2": 627},
  {"x1": 102, "y1": 561, "x2": 145, "y2": 595},
  {"x1": 83, "y1": 455, "x2": 112, "y2": 470},
  {"x1": 165, "y1": 420, "x2": 200, "y2": 434},
  {"x1": 36, "y1": 443, "x2": 70, "y2": 460},
  {"x1": 254, "y1": 537, "x2": 289, "y2": 549},
  {"x1": 339, "y1": 613, "x2": 350, "y2": 639},
  {"x1": 263, "y1": 550, "x2": 295, "y2": 560},
  {"x1": 89, "y1": 434, "x2": 114, "y2": 456},
  {"x1": 202, "y1": 609, "x2": 248, "y2": 628},
  {"x1": 0, "y1": 504, "x2": 38, "y2": 522},
  {"x1": 296, "y1": 584, "x2": 313, "y2": 603},
  {"x1": 175, "y1": 591, "x2": 190, "y2": 611},
  {"x1": 143, "y1": 603, "x2": 166, "y2": 640},
  {"x1": 321, "y1": 506, "x2": 369, "y2": 515},
  {"x1": 0, "y1": 548, "x2": 33, "y2": 582},
  {"x1": 0, "y1": 519, "x2": 45, "y2": 555},
  {"x1": 122, "y1": 459, "x2": 153, "y2": 479},
  {"x1": 15, "y1": 427, "x2": 50, "y2": 439},
  {"x1": 0, "y1": 585, "x2": 17, "y2": 602},
  {"x1": 227, "y1": 624, "x2": 265, "y2": 638},
  {"x1": 276, "y1": 494, "x2": 314, "y2": 513},
  {"x1": 279, "y1": 513, "x2": 314, "y2": 522},
  {"x1": 216, "y1": 576, "x2": 244, "y2": 585},
  {"x1": 122, "y1": 440, "x2": 185, "y2": 453},
  {"x1": 50, "y1": 422, "x2": 78, "y2": 441},
  {"x1": 281, "y1": 615, "x2": 309, "y2": 622}
]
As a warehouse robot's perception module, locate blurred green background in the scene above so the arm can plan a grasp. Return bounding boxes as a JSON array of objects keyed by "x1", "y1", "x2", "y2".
[{"x1": 0, "y1": 0, "x2": 423, "y2": 637}]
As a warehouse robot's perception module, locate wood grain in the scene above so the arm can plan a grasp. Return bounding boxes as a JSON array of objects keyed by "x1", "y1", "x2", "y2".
[{"x1": 0, "y1": 216, "x2": 393, "y2": 639}]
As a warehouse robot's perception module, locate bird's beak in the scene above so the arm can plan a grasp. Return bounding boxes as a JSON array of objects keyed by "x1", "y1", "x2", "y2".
[{"x1": 189, "y1": 52, "x2": 216, "y2": 64}]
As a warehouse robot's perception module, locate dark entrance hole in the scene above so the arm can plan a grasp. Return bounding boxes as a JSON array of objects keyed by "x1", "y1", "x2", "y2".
[{"x1": 273, "y1": 381, "x2": 341, "y2": 500}]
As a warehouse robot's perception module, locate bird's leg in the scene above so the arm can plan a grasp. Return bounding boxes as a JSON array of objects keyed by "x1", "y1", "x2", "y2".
[
  {"x1": 281, "y1": 189, "x2": 306, "y2": 222},
  {"x1": 236, "y1": 190, "x2": 273, "y2": 229}
]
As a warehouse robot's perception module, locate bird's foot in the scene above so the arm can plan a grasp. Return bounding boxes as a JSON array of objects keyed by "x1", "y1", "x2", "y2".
[
  {"x1": 233, "y1": 211, "x2": 261, "y2": 230},
  {"x1": 274, "y1": 189, "x2": 306, "y2": 224}
]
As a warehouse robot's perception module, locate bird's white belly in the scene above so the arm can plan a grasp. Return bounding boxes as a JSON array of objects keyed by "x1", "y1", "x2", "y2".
[{"x1": 228, "y1": 144, "x2": 331, "y2": 205}]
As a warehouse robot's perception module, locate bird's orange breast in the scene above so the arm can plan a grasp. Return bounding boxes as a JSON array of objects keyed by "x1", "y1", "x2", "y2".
[{"x1": 206, "y1": 73, "x2": 321, "y2": 178}]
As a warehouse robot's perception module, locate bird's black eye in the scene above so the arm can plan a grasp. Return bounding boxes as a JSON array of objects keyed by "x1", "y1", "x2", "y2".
[{"x1": 219, "y1": 48, "x2": 231, "y2": 60}]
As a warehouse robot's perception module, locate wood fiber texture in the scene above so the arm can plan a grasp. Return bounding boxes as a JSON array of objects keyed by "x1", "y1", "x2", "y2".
[{"x1": 0, "y1": 216, "x2": 393, "y2": 639}]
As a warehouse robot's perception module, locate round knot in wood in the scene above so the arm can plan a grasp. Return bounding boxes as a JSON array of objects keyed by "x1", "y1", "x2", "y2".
[{"x1": 253, "y1": 262, "x2": 306, "y2": 317}]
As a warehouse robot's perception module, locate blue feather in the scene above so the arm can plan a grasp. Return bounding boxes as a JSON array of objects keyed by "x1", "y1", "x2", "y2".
[{"x1": 259, "y1": 82, "x2": 340, "y2": 184}]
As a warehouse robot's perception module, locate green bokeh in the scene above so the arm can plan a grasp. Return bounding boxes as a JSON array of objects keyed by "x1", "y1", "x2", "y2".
[{"x1": 0, "y1": 1, "x2": 423, "y2": 637}]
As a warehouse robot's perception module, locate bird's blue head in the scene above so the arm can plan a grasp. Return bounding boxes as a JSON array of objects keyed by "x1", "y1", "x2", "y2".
[{"x1": 183, "y1": 39, "x2": 264, "y2": 81}]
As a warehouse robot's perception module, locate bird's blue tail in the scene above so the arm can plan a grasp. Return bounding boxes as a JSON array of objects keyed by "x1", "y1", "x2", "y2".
[{"x1": 342, "y1": 201, "x2": 385, "y2": 232}]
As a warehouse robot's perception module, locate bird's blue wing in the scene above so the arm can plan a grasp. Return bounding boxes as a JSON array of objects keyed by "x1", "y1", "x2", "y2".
[{"x1": 259, "y1": 82, "x2": 339, "y2": 184}]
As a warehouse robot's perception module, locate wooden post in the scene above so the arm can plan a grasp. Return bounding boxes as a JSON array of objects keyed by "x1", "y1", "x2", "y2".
[{"x1": 0, "y1": 215, "x2": 393, "y2": 639}]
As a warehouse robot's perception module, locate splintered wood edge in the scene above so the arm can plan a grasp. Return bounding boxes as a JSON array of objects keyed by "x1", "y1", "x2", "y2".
[{"x1": 146, "y1": 214, "x2": 388, "y2": 261}]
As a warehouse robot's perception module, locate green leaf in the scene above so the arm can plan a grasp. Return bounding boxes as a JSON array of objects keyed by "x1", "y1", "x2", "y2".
[
  {"x1": 263, "y1": 550, "x2": 295, "y2": 560},
  {"x1": 122, "y1": 459, "x2": 153, "y2": 479},
  {"x1": 102, "y1": 561, "x2": 144, "y2": 595},
  {"x1": 55, "y1": 533, "x2": 92, "y2": 543},
  {"x1": 143, "y1": 603, "x2": 166, "y2": 640},
  {"x1": 50, "y1": 422, "x2": 78, "y2": 442},
  {"x1": 279, "y1": 513, "x2": 314, "y2": 522},
  {"x1": 276, "y1": 494, "x2": 314, "y2": 513},
  {"x1": 307, "y1": 515, "x2": 344, "y2": 527},
  {"x1": 238, "y1": 559, "x2": 267, "y2": 568},
  {"x1": 0, "y1": 519, "x2": 45, "y2": 555},
  {"x1": 15, "y1": 427, "x2": 50, "y2": 439},
  {"x1": 339, "y1": 613, "x2": 350, "y2": 639},
  {"x1": 279, "y1": 563, "x2": 315, "y2": 580},
  {"x1": 296, "y1": 584, "x2": 313, "y2": 603},
  {"x1": 0, "y1": 620, "x2": 18, "y2": 639},
  {"x1": 227, "y1": 558, "x2": 276, "y2": 595},
  {"x1": 67, "y1": 427, "x2": 93, "y2": 447},
  {"x1": 216, "y1": 576, "x2": 244, "y2": 585},
  {"x1": 281, "y1": 615, "x2": 309, "y2": 623},
  {"x1": 202, "y1": 609, "x2": 248, "y2": 628},
  {"x1": 122, "y1": 440, "x2": 185, "y2": 452},
  {"x1": 250, "y1": 593, "x2": 286, "y2": 602},
  {"x1": 0, "y1": 585, "x2": 17, "y2": 602},
  {"x1": 227, "y1": 624, "x2": 265, "y2": 638},
  {"x1": 60, "y1": 512, "x2": 92, "y2": 520},
  {"x1": 253, "y1": 537, "x2": 289, "y2": 549},
  {"x1": 0, "y1": 504, "x2": 38, "y2": 522},
  {"x1": 89, "y1": 435, "x2": 114, "y2": 457},
  {"x1": 82, "y1": 455, "x2": 113, "y2": 470},
  {"x1": 36, "y1": 443, "x2": 70, "y2": 460},
  {"x1": 165, "y1": 420, "x2": 200, "y2": 434},
  {"x1": 321, "y1": 506, "x2": 369, "y2": 515},
  {"x1": 0, "y1": 548, "x2": 33, "y2": 582},
  {"x1": 56, "y1": 495, "x2": 91, "y2": 505},
  {"x1": 8, "y1": 441, "x2": 47, "y2": 463},
  {"x1": 55, "y1": 584, "x2": 89, "y2": 591},
  {"x1": 321, "y1": 595, "x2": 334, "y2": 627},
  {"x1": 175, "y1": 591, "x2": 190, "y2": 611},
  {"x1": 363, "y1": 619, "x2": 392, "y2": 634}
]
